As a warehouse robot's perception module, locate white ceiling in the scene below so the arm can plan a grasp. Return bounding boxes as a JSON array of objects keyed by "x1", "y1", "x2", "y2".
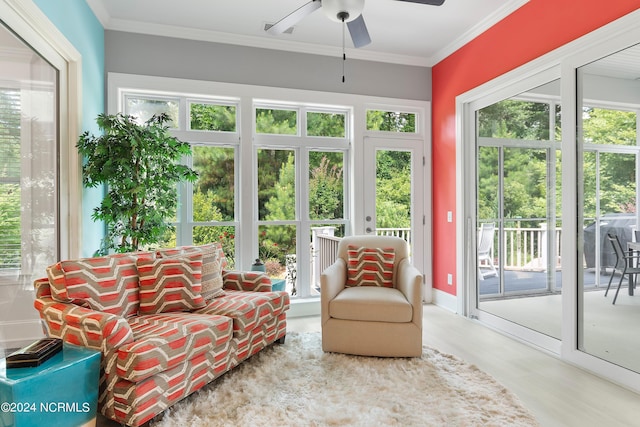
[{"x1": 87, "y1": 0, "x2": 529, "y2": 66}]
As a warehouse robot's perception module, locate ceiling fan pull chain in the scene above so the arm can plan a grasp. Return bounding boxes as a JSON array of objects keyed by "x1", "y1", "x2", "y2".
[{"x1": 342, "y1": 17, "x2": 346, "y2": 83}]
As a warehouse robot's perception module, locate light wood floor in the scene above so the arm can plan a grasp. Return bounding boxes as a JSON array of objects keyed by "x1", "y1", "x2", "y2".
[
  {"x1": 289, "y1": 305, "x2": 640, "y2": 427},
  {"x1": 97, "y1": 304, "x2": 640, "y2": 427}
]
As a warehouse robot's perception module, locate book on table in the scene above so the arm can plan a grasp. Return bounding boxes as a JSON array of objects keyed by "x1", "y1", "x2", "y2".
[{"x1": 5, "y1": 338, "x2": 63, "y2": 368}]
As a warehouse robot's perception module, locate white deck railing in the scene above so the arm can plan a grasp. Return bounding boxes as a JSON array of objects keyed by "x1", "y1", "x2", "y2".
[
  {"x1": 314, "y1": 225, "x2": 561, "y2": 286},
  {"x1": 502, "y1": 225, "x2": 562, "y2": 270}
]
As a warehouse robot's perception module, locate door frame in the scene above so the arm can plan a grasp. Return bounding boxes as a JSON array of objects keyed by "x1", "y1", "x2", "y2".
[
  {"x1": 460, "y1": 66, "x2": 563, "y2": 355},
  {"x1": 362, "y1": 135, "x2": 427, "y2": 288}
]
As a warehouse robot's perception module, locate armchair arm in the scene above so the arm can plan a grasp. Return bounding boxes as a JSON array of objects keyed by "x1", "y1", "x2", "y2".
[
  {"x1": 320, "y1": 258, "x2": 347, "y2": 325},
  {"x1": 223, "y1": 270, "x2": 272, "y2": 292},
  {"x1": 34, "y1": 296, "x2": 134, "y2": 354},
  {"x1": 396, "y1": 259, "x2": 423, "y2": 326}
]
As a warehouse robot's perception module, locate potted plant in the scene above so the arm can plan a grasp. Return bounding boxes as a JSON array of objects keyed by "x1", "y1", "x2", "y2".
[{"x1": 77, "y1": 112, "x2": 197, "y2": 254}]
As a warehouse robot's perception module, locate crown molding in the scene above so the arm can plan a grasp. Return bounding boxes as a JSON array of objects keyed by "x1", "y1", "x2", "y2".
[
  {"x1": 90, "y1": 0, "x2": 529, "y2": 68},
  {"x1": 105, "y1": 17, "x2": 433, "y2": 67},
  {"x1": 430, "y1": 0, "x2": 529, "y2": 65},
  {"x1": 85, "y1": 0, "x2": 110, "y2": 27}
]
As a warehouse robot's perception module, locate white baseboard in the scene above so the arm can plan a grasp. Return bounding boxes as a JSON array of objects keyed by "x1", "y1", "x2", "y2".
[
  {"x1": 288, "y1": 298, "x2": 321, "y2": 318},
  {"x1": 431, "y1": 288, "x2": 458, "y2": 313}
]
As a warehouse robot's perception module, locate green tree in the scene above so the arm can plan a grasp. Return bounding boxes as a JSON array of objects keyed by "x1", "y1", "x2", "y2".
[
  {"x1": 190, "y1": 103, "x2": 236, "y2": 132},
  {"x1": 367, "y1": 110, "x2": 416, "y2": 132},
  {"x1": 307, "y1": 112, "x2": 345, "y2": 137},
  {"x1": 77, "y1": 113, "x2": 198, "y2": 254},
  {"x1": 265, "y1": 152, "x2": 296, "y2": 221},
  {"x1": 261, "y1": 153, "x2": 296, "y2": 263},
  {"x1": 309, "y1": 153, "x2": 344, "y2": 220},
  {"x1": 375, "y1": 150, "x2": 411, "y2": 229},
  {"x1": 256, "y1": 108, "x2": 297, "y2": 134},
  {"x1": 193, "y1": 146, "x2": 235, "y2": 221},
  {"x1": 582, "y1": 108, "x2": 637, "y2": 216},
  {"x1": 258, "y1": 149, "x2": 292, "y2": 220},
  {"x1": 0, "y1": 89, "x2": 21, "y2": 267},
  {"x1": 479, "y1": 100, "x2": 551, "y2": 140}
]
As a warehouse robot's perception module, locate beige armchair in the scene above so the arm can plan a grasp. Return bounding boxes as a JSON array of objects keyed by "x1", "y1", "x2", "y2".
[{"x1": 320, "y1": 235, "x2": 423, "y2": 357}]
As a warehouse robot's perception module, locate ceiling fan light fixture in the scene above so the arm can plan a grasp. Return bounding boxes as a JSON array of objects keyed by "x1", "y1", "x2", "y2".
[{"x1": 322, "y1": 0, "x2": 364, "y2": 23}]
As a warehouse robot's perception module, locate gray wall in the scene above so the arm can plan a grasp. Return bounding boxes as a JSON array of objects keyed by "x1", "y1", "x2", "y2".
[{"x1": 105, "y1": 31, "x2": 431, "y2": 101}]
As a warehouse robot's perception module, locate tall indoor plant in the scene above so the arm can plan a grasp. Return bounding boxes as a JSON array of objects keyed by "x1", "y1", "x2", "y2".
[{"x1": 77, "y1": 112, "x2": 197, "y2": 254}]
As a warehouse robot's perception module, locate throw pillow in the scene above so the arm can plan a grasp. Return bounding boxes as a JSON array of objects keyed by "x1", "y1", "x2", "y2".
[
  {"x1": 58, "y1": 255, "x2": 140, "y2": 317},
  {"x1": 137, "y1": 252, "x2": 206, "y2": 314},
  {"x1": 346, "y1": 245, "x2": 395, "y2": 288},
  {"x1": 183, "y1": 243, "x2": 225, "y2": 300}
]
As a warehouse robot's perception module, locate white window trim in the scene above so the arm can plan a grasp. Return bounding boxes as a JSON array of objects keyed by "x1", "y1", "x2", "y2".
[{"x1": 109, "y1": 72, "x2": 431, "y2": 300}]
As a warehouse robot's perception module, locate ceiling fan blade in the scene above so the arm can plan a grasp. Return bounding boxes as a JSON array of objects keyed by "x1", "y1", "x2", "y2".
[
  {"x1": 395, "y1": 0, "x2": 445, "y2": 5},
  {"x1": 266, "y1": 0, "x2": 322, "y2": 35},
  {"x1": 346, "y1": 15, "x2": 371, "y2": 48}
]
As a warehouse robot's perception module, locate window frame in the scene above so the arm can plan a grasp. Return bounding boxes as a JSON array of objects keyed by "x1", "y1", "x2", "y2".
[
  {"x1": 109, "y1": 72, "x2": 430, "y2": 303},
  {"x1": 0, "y1": 0, "x2": 82, "y2": 262}
]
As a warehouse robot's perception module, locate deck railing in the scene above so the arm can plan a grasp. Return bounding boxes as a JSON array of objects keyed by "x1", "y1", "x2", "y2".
[
  {"x1": 314, "y1": 225, "x2": 562, "y2": 289},
  {"x1": 502, "y1": 225, "x2": 562, "y2": 270}
]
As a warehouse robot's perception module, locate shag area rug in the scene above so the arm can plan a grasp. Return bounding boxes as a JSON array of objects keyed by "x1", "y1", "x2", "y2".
[{"x1": 151, "y1": 332, "x2": 539, "y2": 427}]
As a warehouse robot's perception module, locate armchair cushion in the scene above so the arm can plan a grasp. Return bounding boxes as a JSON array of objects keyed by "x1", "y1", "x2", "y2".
[
  {"x1": 137, "y1": 253, "x2": 206, "y2": 314},
  {"x1": 329, "y1": 286, "x2": 412, "y2": 322},
  {"x1": 53, "y1": 255, "x2": 141, "y2": 318},
  {"x1": 346, "y1": 245, "x2": 395, "y2": 287}
]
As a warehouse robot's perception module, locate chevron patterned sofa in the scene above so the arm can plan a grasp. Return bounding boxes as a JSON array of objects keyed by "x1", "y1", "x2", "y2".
[{"x1": 33, "y1": 242, "x2": 289, "y2": 426}]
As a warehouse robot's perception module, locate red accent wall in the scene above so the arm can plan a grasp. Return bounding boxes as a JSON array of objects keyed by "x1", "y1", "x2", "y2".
[{"x1": 431, "y1": 0, "x2": 640, "y2": 295}]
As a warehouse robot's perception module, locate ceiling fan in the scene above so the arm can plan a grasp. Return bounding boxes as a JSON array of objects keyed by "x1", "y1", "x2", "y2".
[{"x1": 266, "y1": 0, "x2": 446, "y2": 48}]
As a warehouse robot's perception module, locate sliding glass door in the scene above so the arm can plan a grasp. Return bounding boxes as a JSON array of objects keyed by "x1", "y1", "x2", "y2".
[
  {"x1": 463, "y1": 15, "x2": 640, "y2": 391},
  {"x1": 471, "y1": 77, "x2": 563, "y2": 345},
  {"x1": 578, "y1": 43, "x2": 640, "y2": 373},
  {"x1": 0, "y1": 20, "x2": 59, "y2": 345}
]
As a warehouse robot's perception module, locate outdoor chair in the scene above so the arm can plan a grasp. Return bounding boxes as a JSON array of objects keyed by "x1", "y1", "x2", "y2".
[
  {"x1": 478, "y1": 223, "x2": 498, "y2": 280},
  {"x1": 320, "y1": 235, "x2": 423, "y2": 357},
  {"x1": 605, "y1": 232, "x2": 640, "y2": 304}
]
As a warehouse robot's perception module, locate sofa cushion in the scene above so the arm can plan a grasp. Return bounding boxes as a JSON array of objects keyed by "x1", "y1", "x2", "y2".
[
  {"x1": 116, "y1": 313, "x2": 233, "y2": 382},
  {"x1": 54, "y1": 255, "x2": 141, "y2": 317},
  {"x1": 329, "y1": 286, "x2": 412, "y2": 322},
  {"x1": 137, "y1": 253, "x2": 206, "y2": 314},
  {"x1": 223, "y1": 271, "x2": 272, "y2": 292},
  {"x1": 346, "y1": 245, "x2": 395, "y2": 288},
  {"x1": 195, "y1": 290, "x2": 289, "y2": 335},
  {"x1": 183, "y1": 243, "x2": 226, "y2": 300}
]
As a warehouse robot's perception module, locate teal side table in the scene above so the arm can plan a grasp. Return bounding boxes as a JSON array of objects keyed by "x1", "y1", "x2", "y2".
[
  {"x1": 0, "y1": 344, "x2": 100, "y2": 427},
  {"x1": 271, "y1": 278, "x2": 286, "y2": 292}
]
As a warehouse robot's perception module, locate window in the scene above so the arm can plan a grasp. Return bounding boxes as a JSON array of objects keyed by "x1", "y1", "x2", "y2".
[
  {"x1": 0, "y1": 22, "x2": 58, "y2": 280},
  {"x1": 125, "y1": 96, "x2": 179, "y2": 126},
  {"x1": 192, "y1": 145, "x2": 236, "y2": 267},
  {"x1": 0, "y1": 89, "x2": 21, "y2": 270},
  {"x1": 190, "y1": 102, "x2": 236, "y2": 132},
  {"x1": 112, "y1": 77, "x2": 427, "y2": 301},
  {"x1": 254, "y1": 103, "x2": 350, "y2": 297},
  {"x1": 366, "y1": 109, "x2": 417, "y2": 133},
  {"x1": 473, "y1": 80, "x2": 562, "y2": 343},
  {"x1": 307, "y1": 111, "x2": 345, "y2": 138},
  {"x1": 256, "y1": 108, "x2": 297, "y2": 135}
]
